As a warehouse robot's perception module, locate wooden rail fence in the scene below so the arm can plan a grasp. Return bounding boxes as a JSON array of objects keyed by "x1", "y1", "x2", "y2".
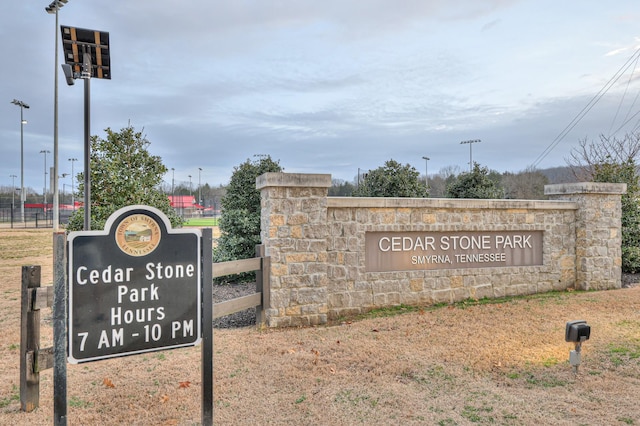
[{"x1": 212, "y1": 245, "x2": 270, "y2": 324}]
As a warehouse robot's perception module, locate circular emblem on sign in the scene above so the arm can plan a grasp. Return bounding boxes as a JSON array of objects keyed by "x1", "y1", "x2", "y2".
[{"x1": 115, "y1": 213, "x2": 161, "y2": 256}]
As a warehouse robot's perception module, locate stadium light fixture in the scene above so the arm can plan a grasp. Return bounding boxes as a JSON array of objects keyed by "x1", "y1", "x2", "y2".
[{"x1": 460, "y1": 139, "x2": 481, "y2": 172}]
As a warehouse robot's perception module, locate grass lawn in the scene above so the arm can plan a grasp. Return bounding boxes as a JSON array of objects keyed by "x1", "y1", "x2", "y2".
[
  {"x1": 183, "y1": 217, "x2": 219, "y2": 227},
  {"x1": 3, "y1": 229, "x2": 640, "y2": 425}
]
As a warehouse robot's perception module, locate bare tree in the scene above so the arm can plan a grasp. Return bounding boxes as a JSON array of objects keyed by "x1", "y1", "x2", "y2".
[
  {"x1": 428, "y1": 165, "x2": 461, "y2": 198},
  {"x1": 566, "y1": 133, "x2": 640, "y2": 181},
  {"x1": 502, "y1": 167, "x2": 549, "y2": 200},
  {"x1": 566, "y1": 132, "x2": 640, "y2": 272}
]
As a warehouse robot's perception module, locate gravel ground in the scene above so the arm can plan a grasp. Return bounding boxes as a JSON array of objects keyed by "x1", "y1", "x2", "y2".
[
  {"x1": 212, "y1": 282, "x2": 256, "y2": 328},
  {"x1": 622, "y1": 272, "x2": 640, "y2": 288}
]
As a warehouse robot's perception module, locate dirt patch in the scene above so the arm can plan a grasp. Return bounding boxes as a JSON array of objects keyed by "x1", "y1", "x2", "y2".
[{"x1": 2, "y1": 228, "x2": 640, "y2": 425}]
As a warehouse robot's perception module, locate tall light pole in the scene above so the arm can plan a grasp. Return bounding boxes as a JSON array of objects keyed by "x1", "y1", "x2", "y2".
[
  {"x1": 422, "y1": 156, "x2": 430, "y2": 189},
  {"x1": 198, "y1": 167, "x2": 202, "y2": 206},
  {"x1": 460, "y1": 139, "x2": 481, "y2": 172},
  {"x1": 171, "y1": 167, "x2": 175, "y2": 199},
  {"x1": 46, "y1": 9, "x2": 70, "y2": 422},
  {"x1": 11, "y1": 99, "x2": 29, "y2": 223},
  {"x1": 10, "y1": 174, "x2": 17, "y2": 209},
  {"x1": 68, "y1": 157, "x2": 77, "y2": 210},
  {"x1": 46, "y1": 0, "x2": 70, "y2": 230},
  {"x1": 40, "y1": 150, "x2": 51, "y2": 207},
  {"x1": 58, "y1": 173, "x2": 69, "y2": 204},
  {"x1": 188, "y1": 175, "x2": 193, "y2": 197}
]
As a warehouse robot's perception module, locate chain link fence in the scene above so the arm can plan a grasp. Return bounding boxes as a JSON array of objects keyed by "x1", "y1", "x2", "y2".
[{"x1": 0, "y1": 203, "x2": 75, "y2": 228}]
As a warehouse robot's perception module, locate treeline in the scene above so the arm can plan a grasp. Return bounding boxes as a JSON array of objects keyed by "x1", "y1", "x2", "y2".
[
  {"x1": 0, "y1": 165, "x2": 578, "y2": 209},
  {"x1": 328, "y1": 165, "x2": 578, "y2": 199}
]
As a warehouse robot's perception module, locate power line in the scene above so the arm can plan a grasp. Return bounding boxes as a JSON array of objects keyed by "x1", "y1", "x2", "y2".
[
  {"x1": 531, "y1": 46, "x2": 640, "y2": 168},
  {"x1": 609, "y1": 108, "x2": 640, "y2": 137},
  {"x1": 607, "y1": 49, "x2": 640, "y2": 138}
]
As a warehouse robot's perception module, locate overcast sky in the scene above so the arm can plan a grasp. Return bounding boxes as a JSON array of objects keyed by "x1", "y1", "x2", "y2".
[{"x1": 2, "y1": 1, "x2": 640, "y2": 193}]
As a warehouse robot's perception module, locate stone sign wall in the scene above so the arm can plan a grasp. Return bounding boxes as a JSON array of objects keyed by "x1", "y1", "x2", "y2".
[{"x1": 257, "y1": 173, "x2": 626, "y2": 327}]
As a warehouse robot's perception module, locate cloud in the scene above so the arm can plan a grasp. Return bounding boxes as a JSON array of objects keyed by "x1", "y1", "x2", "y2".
[{"x1": 2, "y1": 0, "x2": 639, "y2": 191}]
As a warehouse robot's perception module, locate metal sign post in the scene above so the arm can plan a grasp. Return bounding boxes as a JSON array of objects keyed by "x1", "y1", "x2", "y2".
[{"x1": 201, "y1": 228, "x2": 213, "y2": 425}]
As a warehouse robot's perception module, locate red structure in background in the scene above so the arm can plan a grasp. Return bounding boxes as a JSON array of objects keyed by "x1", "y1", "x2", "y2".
[
  {"x1": 23, "y1": 196, "x2": 211, "y2": 219},
  {"x1": 169, "y1": 195, "x2": 198, "y2": 209},
  {"x1": 25, "y1": 201, "x2": 81, "y2": 211},
  {"x1": 168, "y1": 195, "x2": 204, "y2": 217}
]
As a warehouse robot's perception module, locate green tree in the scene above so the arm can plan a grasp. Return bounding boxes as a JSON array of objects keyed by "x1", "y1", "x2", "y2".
[
  {"x1": 352, "y1": 159, "x2": 427, "y2": 198},
  {"x1": 568, "y1": 133, "x2": 640, "y2": 272},
  {"x1": 593, "y1": 160, "x2": 640, "y2": 271},
  {"x1": 213, "y1": 155, "x2": 283, "y2": 270},
  {"x1": 446, "y1": 162, "x2": 504, "y2": 199},
  {"x1": 67, "y1": 125, "x2": 183, "y2": 231}
]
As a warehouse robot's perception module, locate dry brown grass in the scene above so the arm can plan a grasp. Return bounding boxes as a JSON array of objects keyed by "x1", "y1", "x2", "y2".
[{"x1": 1, "y1": 228, "x2": 640, "y2": 425}]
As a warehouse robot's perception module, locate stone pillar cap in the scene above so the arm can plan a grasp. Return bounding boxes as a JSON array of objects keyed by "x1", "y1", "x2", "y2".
[
  {"x1": 544, "y1": 182, "x2": 627, "y2": 195},
  {"x1": 256, "y1": 172, "x2": 332, "y2": 189}
]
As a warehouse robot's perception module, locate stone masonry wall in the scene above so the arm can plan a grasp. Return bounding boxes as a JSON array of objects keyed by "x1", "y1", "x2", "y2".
[
  {"x1": 546, "y1": 182, "x2": 626, "y2": 291},
  {"x1": 258, "y1": 173, "x2": 625, "y2": 327},
  {"x1": 325, "y1": 198, "x2": 575, "y2": 321},
  {"x1": 257, "y1": 173, "x2": 331, "y2": 327}
]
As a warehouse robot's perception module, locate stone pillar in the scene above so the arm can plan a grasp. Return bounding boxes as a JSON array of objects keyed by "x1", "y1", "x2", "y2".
[
  {"x1": 545, "y1": 182, "x2": 626, "y2": 290},
  {"x1": 256, "y1": 173, "x2": 332, "y2": 326}
]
